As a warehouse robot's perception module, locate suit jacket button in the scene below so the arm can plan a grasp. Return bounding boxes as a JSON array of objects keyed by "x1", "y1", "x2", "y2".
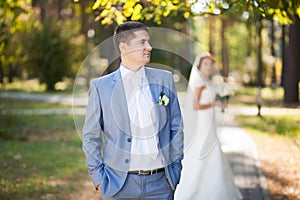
[
  {"x1": 125, "y1": 159, "x2": 129, "y2": 163},
  {"x1": 127, "y1": 138, "x2": 132, "y2": 142}
]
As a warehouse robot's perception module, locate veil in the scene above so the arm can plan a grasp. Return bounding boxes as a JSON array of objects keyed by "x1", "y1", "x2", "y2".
[
  {"x1": 182, "y1": 56, "x2": 201, "y2": 150},
  {"x1": 182, "y1": 53, "x2": 222, "y2": 159}
]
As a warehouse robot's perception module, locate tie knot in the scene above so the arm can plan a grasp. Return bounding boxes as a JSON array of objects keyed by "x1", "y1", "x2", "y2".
[
  {"x1": 131, "y1": 76, "x2": 143, "y2": 85},
  {"x1": 122, "y1": 67, "x2": 145, "y2": 87}
]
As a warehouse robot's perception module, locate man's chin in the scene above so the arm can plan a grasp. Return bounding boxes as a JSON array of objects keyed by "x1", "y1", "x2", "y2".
[{"x1": 144, "y1": 57, "x2": 151, "y2": 64}]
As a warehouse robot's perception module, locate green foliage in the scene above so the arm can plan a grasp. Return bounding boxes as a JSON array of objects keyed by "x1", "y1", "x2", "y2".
[
  {"x1": 226, "y1": 22, "x2": 249, "y2": 71},
  {"x1": 26, "y1": 19, "x2": 73, "y2": 91},
  {"x1": 83, "y1": 0, "x2": 300, "y2": 25},
  {"x1": 0, "y1": 0, "x2": 29, "y2": 82},
  {"x1": 236, "y1": 115, "x2": 300, "y2": 137},
  {"x1": 75, "y1": 0, "x2": 191, "y2": 25},
  {"x1": 0, "y1": 0, "x2": 27, "y2": 50}
]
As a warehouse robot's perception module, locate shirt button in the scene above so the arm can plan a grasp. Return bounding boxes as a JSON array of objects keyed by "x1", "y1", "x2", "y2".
[
  {"x1": 125, "y1": 159, "x2": 129, "y2": 163},
  {"x1": 127, "y1": 138, "x2": 132, "y2": 142}
]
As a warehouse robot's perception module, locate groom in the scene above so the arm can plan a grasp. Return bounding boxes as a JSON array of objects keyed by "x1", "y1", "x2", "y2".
[{"x1": 82, "y1": 21, "x2": 184, "y2": 199}]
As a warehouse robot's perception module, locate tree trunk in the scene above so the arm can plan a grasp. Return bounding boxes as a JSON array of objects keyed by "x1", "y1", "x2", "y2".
[
  {"x1": 8, "y1": 64, "x2": 14, "y2": 83},
  {"x1": 39, "y1": 0, "x2": 48, "y2": 23},
  {"x1": 57, "y1": 0, "x2": 62, "y2": 20},
  {"x1": 0, "y1": 63, "x2": 4, "y2": 83},
  {"x1": 257, "y1": 19, "x2": 263, "y2": 116},
  {"x1": 208, "y1": 16, "x2": 215, "y2": 55},
  {"x1": 281, "y1": 25, "x2": 287, "y2": 87},
  {"x1": 247, "y1": 21, "x2": 252, "y2": 57},
  {"x1": 79, "y1": 0, "x2": 88, "y2": 39},
  {"x1": 257, "y1": 20, "x2": 263, "y2": 87},
  {"x1": 221, "y1": 17, "x2": 229, "y2": 78},
  {"x1": 270, "y1": 19, "x2": 276, "y2": 85},
  {"x1": 283, "y1": 17, "x2": 300, "y2": 105}
]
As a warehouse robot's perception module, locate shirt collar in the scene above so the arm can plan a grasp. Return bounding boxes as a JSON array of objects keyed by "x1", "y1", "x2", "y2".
[{"x1": 120, "y1": 64, "x2": 146, "y2": 81}]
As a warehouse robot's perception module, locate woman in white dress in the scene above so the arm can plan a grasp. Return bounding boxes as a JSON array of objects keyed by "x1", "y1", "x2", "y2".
[{"x1": 175, "y1": 52, "x2": 243, "y2": 200}]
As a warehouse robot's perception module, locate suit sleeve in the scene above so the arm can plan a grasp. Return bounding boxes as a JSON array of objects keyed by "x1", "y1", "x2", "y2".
[
  {"x1": 82, "y1": 80, "x2": 105, "y2": 189},
  {"x1": 168, "y1": 73, "x2": 184, "y2": 163}
]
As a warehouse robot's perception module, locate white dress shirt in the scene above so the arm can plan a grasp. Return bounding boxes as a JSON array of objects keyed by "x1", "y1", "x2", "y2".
[{"x1": 120, "y1": 64, "x2": 164, "y2": 170}]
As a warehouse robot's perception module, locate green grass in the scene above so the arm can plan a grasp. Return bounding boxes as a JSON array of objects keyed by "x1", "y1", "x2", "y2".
[
  {"x1": 0, "y1": 114, "x2": 87, "y2": 199},
  {"x1": 230, "y1": 86, "x2": 285, "y2": 107},
  {"x1": 235, "y1": 114, "x2": 300, "y2": 138},
  {"x1": 0, "y1": 78, "x2": 47, "y2": 92},
  {"x1": 0, "y1": 114, "x2": 83, "y2": 141},
  {"x1": 0, "y1": 78, "x2": 74, "y2": 93},
  {"x1": 233, "y1": 86, "x2": 257, "y2": 96},
  {"x1": 0, "y1": 98, "x2": 72, "y2": 111}
]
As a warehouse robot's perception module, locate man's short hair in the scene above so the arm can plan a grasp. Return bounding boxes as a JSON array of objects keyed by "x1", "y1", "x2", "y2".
[{"x1": 113, "y1": 21, "x2": 149, "y2": 54}]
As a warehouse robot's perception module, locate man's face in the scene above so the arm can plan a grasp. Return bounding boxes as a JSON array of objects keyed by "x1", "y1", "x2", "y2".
[{"x1": 120, "y1": 30, "x2": 152, "y2": 67}]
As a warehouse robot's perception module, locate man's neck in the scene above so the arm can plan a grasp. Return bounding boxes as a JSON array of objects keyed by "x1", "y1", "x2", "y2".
[{"x1": 121, "y1": 60, "x2": 144, "y2": 72}]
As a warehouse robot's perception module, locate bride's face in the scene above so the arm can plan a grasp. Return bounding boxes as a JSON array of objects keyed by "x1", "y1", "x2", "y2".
[{"x1": 199, "y1": 57, "x2": 214, "y2": 77}]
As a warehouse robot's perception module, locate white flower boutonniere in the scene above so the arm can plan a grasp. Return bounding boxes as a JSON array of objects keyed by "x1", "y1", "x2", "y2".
[{"x1": 158, "y1": 92, "x2": 169, "y2": 106}]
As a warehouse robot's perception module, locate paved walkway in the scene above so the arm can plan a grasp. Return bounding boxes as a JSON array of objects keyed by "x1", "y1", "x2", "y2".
[
  {"x1": 219, "y1": 113, "x2": 270, "y2": 200},
  {"x1": 3, "y1": 91, "x2": 299, "y2": 199}
]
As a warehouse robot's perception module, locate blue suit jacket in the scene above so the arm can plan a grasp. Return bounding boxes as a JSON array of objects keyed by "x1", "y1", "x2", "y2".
[{"x1": 82, "y1": 67, "x2": 184, "y2": 197}]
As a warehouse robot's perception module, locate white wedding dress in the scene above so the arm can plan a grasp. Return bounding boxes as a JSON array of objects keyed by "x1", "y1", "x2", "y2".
[{"x1": 175, "y1": 66, "x2": 243, "y2": 200}]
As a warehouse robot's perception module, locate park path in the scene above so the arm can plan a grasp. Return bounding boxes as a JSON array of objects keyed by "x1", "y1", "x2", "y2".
[
  {"x1": 3, "y1": 91, "x2": 300, "y2": 199},
  {"x1": 219, "y1": 113, "x2": 270, "y2": 200},
  {"x1": 1, "y1": 91, "x2": 299, "y2": 115}
]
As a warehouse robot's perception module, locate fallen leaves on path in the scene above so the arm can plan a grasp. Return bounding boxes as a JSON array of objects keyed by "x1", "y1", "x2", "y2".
[{"x1": 251, "y1": 132, "x2": 300, "y2": 200}]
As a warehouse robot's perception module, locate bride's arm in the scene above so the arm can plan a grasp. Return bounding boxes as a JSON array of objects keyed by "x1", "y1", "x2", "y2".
[{"x1": 194, "y1": 86, "x2": 214, "y2": 110}]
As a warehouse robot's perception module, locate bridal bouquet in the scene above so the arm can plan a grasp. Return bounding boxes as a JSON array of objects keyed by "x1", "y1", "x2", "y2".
[
  {"x1": 215, "y1": 84, "x2": 234, "y2": 102},
  {"x1": 212, "y1": 75, "x2": 234, "y2": 111}
]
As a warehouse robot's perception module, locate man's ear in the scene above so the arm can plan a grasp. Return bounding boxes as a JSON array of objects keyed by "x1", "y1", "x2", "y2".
[{"x1": 119, "y1": 42, "x2": 126, "y2": 53}]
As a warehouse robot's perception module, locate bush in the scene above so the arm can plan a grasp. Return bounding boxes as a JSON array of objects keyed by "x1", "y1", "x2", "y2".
[{"x1": 26, "y1": 18, "x2": 72, "y2": 91}]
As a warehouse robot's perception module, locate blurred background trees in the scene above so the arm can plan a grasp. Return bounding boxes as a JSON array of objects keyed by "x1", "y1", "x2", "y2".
[
  {"x1": 0, "y1": 0, "x2": 299, "y2": 105},
  {"x1": 87, "y1": 0, "x2": 300, "y2": 105},
  {"x1": 0, "y1": 0, "x2": 93, "y2": 91},
  {"x1": 25, "y1": 18, "x2": 72, "y2": 91}
]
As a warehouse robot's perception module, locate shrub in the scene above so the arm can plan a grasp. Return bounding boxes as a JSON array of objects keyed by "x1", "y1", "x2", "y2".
[{"x1": 26, "y1": 18, "x2": 72, "y2": 91}]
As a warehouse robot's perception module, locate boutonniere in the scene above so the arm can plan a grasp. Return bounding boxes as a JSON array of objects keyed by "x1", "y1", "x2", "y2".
[{"x1": 158, "y1": 92, "x2": 169, "y2": 106}]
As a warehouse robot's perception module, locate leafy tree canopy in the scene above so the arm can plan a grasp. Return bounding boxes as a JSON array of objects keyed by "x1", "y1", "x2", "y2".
[
  {"x1": 0, "y1": 0, "x2": 29, "y2": 81},
  {"x1": 74, "y1": 0, "x2": 300, "y2": 25}
]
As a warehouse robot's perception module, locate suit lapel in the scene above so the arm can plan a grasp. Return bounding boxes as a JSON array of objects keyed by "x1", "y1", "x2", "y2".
[
  {"x1": 145, "y1": 67, "x2": 160, "y2": 104},
  {"x1": 112, "y1": 69, "x2": 131, "y2": 135},
  {"x1": 145, "y1": 67, "x2": 167, "y2": 145}
]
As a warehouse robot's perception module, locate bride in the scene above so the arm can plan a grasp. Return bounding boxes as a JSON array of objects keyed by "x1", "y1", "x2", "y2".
[{"x1": 175, "y1": 52, "x2": 243, "y2": 200}]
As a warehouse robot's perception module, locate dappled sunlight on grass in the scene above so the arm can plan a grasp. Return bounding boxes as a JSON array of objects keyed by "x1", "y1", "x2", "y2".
[
  {"x1": 0, "y1": 114, "x2": 87, "y2": 199},
  {"x1": 261, "y1": 87, "x2": 284, "y2": 100},
  {"x1": 1, "y1": 147, "x2": 86, "y2": 199},
  {"x1": 0, "y1": 98, "x2": 72, "y2": 110},
  {"x1": 235, "y1": 115, "x2": 300, "y2": 137},
  {"x1": 0, "y1": 78, "x2": 46, "y2": 92},
  {"x1": 0, "y1": 77, "x2": 74, "y2": 93},
  {"x1": 0, "y1": 115, "x2": 83, "y2": 141},
  {"x1": 230, "y1": 86, "x2": 285, "y2": 107}
]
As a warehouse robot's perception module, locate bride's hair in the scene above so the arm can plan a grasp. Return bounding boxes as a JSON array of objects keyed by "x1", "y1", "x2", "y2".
[{"x1": 196, "y1": 53, "x2": 216, "y2": 70}]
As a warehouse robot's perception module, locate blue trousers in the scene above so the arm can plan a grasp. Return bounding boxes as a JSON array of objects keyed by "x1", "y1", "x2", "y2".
[{"x1": 103, "y1": 171, "x2": 174, "y2": 200}]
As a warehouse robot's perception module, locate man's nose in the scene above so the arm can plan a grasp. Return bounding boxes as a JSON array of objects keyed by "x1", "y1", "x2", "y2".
[{"x1": 145, "y1": 42, "x2": 152, "y2": 51}]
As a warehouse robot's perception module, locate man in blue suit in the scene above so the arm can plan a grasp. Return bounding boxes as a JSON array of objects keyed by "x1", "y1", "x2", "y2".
[{"x1": 82, "y1": 21, "x2": 184, "y2": 199}]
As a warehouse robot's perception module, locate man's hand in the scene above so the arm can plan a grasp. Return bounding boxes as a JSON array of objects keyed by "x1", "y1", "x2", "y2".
[{"x1": 96, "y1": 183, "x2": 101, "y2": 190}]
